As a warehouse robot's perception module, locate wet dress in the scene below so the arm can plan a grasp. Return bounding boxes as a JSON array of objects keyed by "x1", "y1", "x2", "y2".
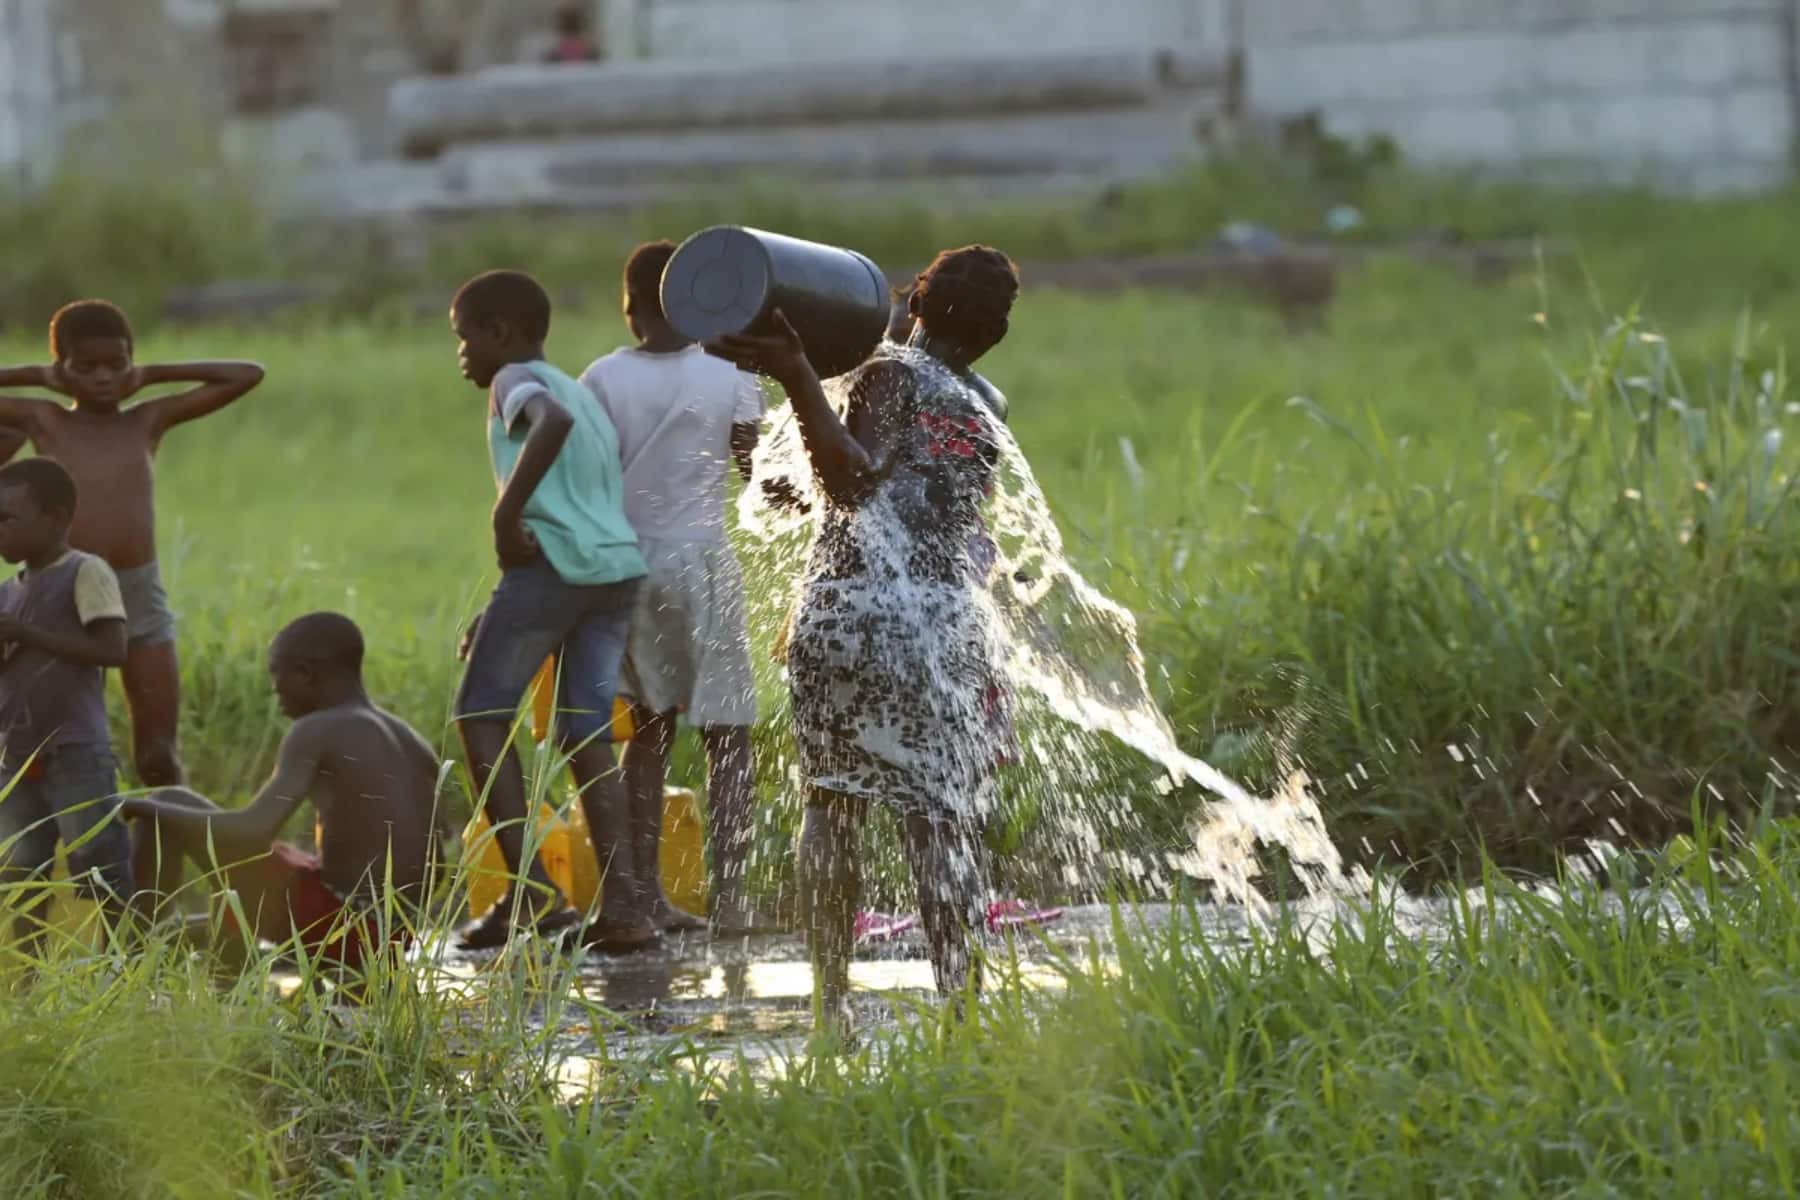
[{"x1": 786, "y1": 350, "x2": 1005, "y2": 820}]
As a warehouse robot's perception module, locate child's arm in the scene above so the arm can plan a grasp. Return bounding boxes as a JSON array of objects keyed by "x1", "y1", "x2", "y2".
[
  {"x1": 121, "y1": 721, "x2": 320, "y2": 861},
  {"x1": 0, "y1": 364, "x2": 62, "y2": 438},
  {"x1": 492, "y1": 375, "x2": 574, "y2": 566},
  {"x1": 707, "y1": 311, "x2": 899, "y2": 506},
  {"x1": 0, "y1": 612, "x2": 126, "y2": 667},
  {"x1": 0, "y1": 430, "x2": 29, "y2": 466},
  {"x1": 131, "y1": 361, "x2": 266, "y2": 439}
]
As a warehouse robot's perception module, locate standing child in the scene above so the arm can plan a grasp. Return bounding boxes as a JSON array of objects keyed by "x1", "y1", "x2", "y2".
[
  {"x1": 0, "y1": 458, "x2": 135, "y2": 943},
  {"x1": 0, "y1": 300, "x2": 265, "y2": 787},
  {"x1": 579, "y1": 240, "x2": 767, "y2": 935},
  {"x1": 448, "y1": 270, "x2": 655, "y2": 953},
  {"x1": 124, "y1": 613, "x2": 442, "y2": 970}
]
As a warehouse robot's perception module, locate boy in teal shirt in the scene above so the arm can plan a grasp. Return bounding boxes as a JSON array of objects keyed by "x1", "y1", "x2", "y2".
[{"x1": 449, "y1": 269, "x2": 654, "y2": 952}]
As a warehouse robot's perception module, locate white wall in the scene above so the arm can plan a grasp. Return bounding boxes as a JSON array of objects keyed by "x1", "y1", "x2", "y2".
[
  {"x1": 0, "y1": 0, "x2": 58, "y2": 187},
  {"x1": 1246, "y1": 0, "x2": 1798, "y2": 191},
  {"x1": 607, "y1": 0, "x2": 1799, "y2": 192},
  {"x1": 601, "y1": 0, "x2": 1230, "y2": 62}
]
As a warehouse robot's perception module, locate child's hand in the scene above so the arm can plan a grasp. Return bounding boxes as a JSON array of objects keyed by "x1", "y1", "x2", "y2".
[
  {"x1": 493, "y1": 510, "x2": 541, "y2": 568},
  {"x1": 120, "y1": 797, "x2": 152, "y2": 821},
  {"x1": 457, "y1": 613, "x2": 481, "y2": 661},
  {"x1": 41, "y1": 364, "x2": 72, "y2": 395},
  {"x1": 706, "y1": 310, "x2": 813, "y2": 387},
  {"x1": 0, "y1": 614, "x2": 30, "y2": 646}
]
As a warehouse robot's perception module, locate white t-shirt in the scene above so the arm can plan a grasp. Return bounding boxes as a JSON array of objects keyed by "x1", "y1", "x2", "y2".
[{"x1": 579, "y1": 345, "x2": 766, "y2": 542}]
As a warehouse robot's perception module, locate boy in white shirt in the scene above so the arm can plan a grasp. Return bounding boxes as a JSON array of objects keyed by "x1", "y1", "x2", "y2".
[{"x1": 580, "y1": 241, "x2": 768, "y2": 934}]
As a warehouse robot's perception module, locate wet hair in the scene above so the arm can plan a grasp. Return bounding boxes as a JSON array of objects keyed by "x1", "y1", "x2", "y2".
[
  {"x1": 273, "y1": 611, "x2": 366, "y2": 677},
  {"x1": 452, "y1": 270, "x2": 552, "y2": 343},
  {"x1": 623, "y1": 240, "x2": 677, "y2": 318},
  {"x1": 49, "y1": 300, "x2": 133, "y2": 360},
  {"x1": 910, "y1": 246, "x2": 1019, "y2": 345},
  {"x1": 0, "y1": 457, "x2": 77, "y2": 517}
]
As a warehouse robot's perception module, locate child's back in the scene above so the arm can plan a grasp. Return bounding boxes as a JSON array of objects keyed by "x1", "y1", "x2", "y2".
[
  {"x1": 580, "y1": 345, "x2": 764, "y2": 541},
  {"x1": 299, "y1": 702, "x2": 441, "y2": 905}
]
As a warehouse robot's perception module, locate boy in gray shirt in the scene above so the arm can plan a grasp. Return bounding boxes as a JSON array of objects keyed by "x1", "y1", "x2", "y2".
[{"x1": 0, "y1": 458, "x2": 134, "y2": 943}]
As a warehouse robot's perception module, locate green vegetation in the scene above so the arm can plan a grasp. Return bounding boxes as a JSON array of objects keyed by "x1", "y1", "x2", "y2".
[
  {"x1": 7, "y1": 822, "x2": 1800, "y2": 1196},
  {"x1": 5, "y1": 158, "x2": 1800, "y2": 1194}
]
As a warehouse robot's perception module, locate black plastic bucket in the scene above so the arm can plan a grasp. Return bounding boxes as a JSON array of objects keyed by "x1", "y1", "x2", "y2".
[{"x1": 661, "y1": 226, "x2": 889, "y2": 379}]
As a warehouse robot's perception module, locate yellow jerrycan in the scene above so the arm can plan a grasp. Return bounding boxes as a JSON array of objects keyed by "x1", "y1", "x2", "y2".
[{"x1": 462, "y1": 658, "x2": 708, "y2": 918}]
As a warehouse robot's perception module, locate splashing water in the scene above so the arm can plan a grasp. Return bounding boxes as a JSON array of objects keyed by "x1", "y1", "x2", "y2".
[{"x1": 735, "y1": 346, "x2": 1355, "y2": 912}]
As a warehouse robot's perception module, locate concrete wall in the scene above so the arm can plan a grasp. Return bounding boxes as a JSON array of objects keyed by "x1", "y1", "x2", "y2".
[
  {"x1": 605, "y1": 0, "x2": 1800, "y2": 191},
  {"x1": 1246, "y1": 0, "x2": 1800, "y2": 191},
  {"x1": 600, "y1": 0, "x2": 1229, "y2": 62}
]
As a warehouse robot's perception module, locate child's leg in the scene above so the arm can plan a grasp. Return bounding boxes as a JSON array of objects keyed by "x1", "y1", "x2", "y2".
[
  {"x1": 0, "y1": 770, "x2": 58, "y2": 947},
  {"x1": 620, "y1": 706, "x2": 705, "y2": 930},
  {"x1": 557, "y1": 578, "x2": 658, "y2": 943},
  {"x1": 46, "y1": 747, "x2": 136, "y2": 927},
  {"x1": 123, "y1": 640, "x2": 185, "y2": 787},
  {"x1": 453, "y1": 563, "x2": 583, "y2": 937},
  {"x1": 900, "y1": 808, "x2": 988, "y2": 1007},
  {"x1": 798, "y1": 788, "x2": 866, "y2": 1028},
  {"x1": 702, "y1": 724, "x2": 755, "y2": 921}
]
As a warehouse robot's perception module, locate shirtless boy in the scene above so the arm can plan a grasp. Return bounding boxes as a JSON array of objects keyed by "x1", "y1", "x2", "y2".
[
  {"x1": 0, "y1": 300, "x2": 265, "y2": 787},
  {"x1": 123, "y1": 613, "x2": 442, "y2": 968}
]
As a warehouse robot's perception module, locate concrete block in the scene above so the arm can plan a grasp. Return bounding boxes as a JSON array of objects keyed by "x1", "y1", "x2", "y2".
[
  {"x1": 1717, "y1": 86, "x2": 1795, "y2": 160},
  {"x1": 1585, "y1": 92, "x2": 1728, "y2": 159},
  {"x1": 1653, "y1": 16, "x2": 1787, "y2": 88},
  {"x1": 1530, "y1": 27, "x2": 1661, "y2": 93},
  {"x1": 1511, "y1": 95, "x2": 1599, "y2": 158},
  {"x1": 1385, "y1": 101, "x2": 1521, "y2": 162}
]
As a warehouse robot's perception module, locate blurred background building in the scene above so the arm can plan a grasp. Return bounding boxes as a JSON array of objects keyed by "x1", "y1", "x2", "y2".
[{"x1": 3, "y1": 0, "x2": 1797, "y2": 209}]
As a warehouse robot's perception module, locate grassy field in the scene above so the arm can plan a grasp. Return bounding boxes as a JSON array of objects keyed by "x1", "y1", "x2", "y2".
[
  {"x1": 8, "y1": 824, "x2": 1800, "y2": 1196},
  {"x1": 6, "y1": 186, "x2": 1799, "y2": 880},
  {"x1": 6, "y1": 159, "x2": 1800, "y2": 1194}
]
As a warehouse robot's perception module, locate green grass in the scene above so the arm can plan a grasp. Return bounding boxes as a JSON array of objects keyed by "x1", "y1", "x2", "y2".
[
  {"x1": 6, "y1": 819, "x2": 1800, "y2": 1196},
  {"x1": 5, "y1": 160, "x2": 1800, "y2": 1193},
  {"x1": 5, "y1": 219, "x2": 1797, "y2": 881}
]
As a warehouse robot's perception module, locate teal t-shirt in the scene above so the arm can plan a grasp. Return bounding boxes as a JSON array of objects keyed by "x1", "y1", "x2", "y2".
[{"x1": 488, "y1": 361, "x2": 646, "y2": 585}]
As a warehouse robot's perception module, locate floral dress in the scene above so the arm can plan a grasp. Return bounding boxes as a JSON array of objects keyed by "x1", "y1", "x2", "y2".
[{"x1": 785, "y1": 350, "x2": 1005, "y2": 819}]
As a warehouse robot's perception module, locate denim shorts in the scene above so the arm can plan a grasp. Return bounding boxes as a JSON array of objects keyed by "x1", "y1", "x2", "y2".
[
  {"x1": 455, "y1": 558, "x2": 642, "y2": 747},
  {"x1": 0, "y1": 744, "x2": 135, "y2": 899}
]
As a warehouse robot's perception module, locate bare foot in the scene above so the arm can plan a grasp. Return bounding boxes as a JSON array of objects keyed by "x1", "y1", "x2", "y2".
[
  {"x1": 455, "y1": 892, "x2": 580, "y2": 952},
  {"x1": 581, "y1": 919, "x2": 661, "y2": 955},
  {"x1": 652, "y1": 902, "x2": 708, "y2": 934}
]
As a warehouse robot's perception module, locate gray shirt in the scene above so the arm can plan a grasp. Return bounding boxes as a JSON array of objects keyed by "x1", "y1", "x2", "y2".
[{"x1": 0, "y1": 551, "x2": 125, "y2": 755}]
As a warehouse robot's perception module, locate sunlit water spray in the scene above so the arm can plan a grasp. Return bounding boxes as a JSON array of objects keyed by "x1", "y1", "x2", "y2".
[{"x1": 734, "y1": 346, "x2": 1360, "y2": 913}]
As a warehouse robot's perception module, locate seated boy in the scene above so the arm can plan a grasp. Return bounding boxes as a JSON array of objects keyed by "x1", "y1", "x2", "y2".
[
  {"x1": 123, "y1": 613, "x2": 442, "y2": 969},
  {"x1": 579, "y1": 240, "x2": 766, "y2": 935},
  {"x1": 0, "y1": 458, "x2": 134, "y2": 943}
]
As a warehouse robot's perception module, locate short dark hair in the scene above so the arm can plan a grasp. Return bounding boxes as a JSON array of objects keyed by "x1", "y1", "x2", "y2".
[
  {"x1": 49, "y1": 300, "x2": 133, "y2": 360},
  {"x1": 273, "y1": 611, "x2": 366, "y2": 676},
  {"x1": 911, "y1": 246, "x2": 1019, "y2": 344},
  {"x1": 623, "y1": 240, "x2": 677, "y2": 318},
  {"x1": 452, "y1": 270, "x2": 552, "y2": 343},
  {"x1": 0, "y1": 457, "x2": 77, "y2": 517}
]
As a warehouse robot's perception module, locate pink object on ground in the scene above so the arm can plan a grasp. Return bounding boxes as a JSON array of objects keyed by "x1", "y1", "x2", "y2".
[
  {"x1": 986, "y1": 899, "x2": 1065, "y2": 932},
  {"x1": 853, "y1": 910, "x2": 920, "y2": 944}
]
